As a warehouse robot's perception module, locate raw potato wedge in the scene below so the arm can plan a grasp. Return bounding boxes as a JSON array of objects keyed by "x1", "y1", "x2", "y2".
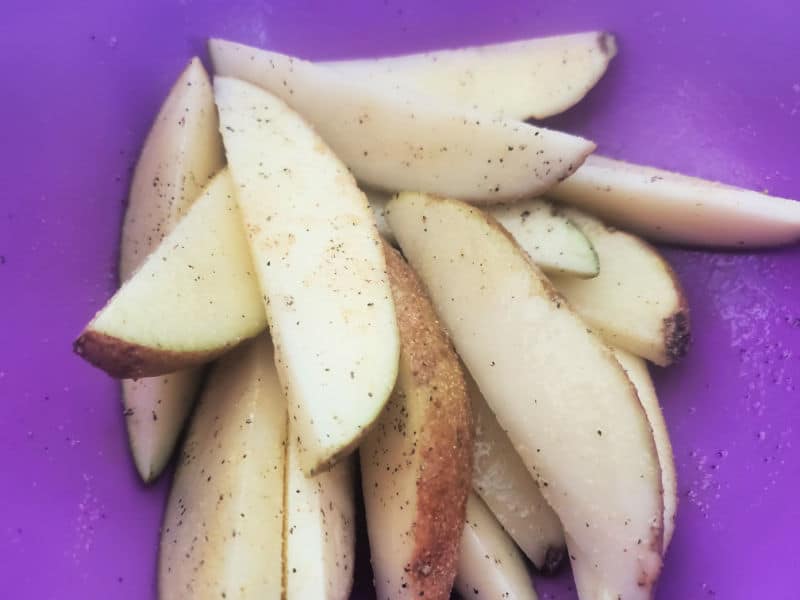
[
  {"x1": 550, "y1": 154, "x2": 800, "y2": 247},
  {"x1": 549, "y1": 206, "x2": 690, "y2": 366},
  {"x1": 209, "y1": 39, "x2": 595, "y2": 203},
  {"x1": 454, "y1": 493, "x2": 538, "y2": 600},
  {"x1": 159, "y1": 336, "x2": 286, "y2": 600},
  {"x1": 120, "y1": 57, "x2": 224, "y2": 280},
  {"x1": 468, "y1": 373, "x2": 566, "y2": 571},
  {"x1": 388, "y1": 193, "x2": 664, "y2": 600},
  {"x1": 491, "y1": 197, "x2": 599, "y2": 277},
  {"x1": 122, "y1": 373, "x2": 202, "y2": 483},
  {"x1": 360, "y1": 243, "x2": 472, "y2": 600},
  {"x1": 74, "y1": 170, "x2": 266, "y2": 378},
  {"x1": 285, "y1": 437, "x2": 355, "y2": 600},
  {"x1": 325, "y1": 31, "x2": 617, "y2": 121},
  {"x1": 120, "y1": 57, "x2": 224, "y2": 483},
  {"x1": 215, "y1": 77, "x2": 399, "y2": 475},
  {"x1": 613, "y1": 348, "x2": 678, "y2": 553},
  {"x1": 368, "y1": 189, "x2": 598, "y2": 277}
]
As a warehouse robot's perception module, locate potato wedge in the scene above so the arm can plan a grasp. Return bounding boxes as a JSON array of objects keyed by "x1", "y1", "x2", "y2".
[
  {"x1": 159, "y1": 335, "x2": 285, "y2": 600},
  {"x1": 325, "y1": 31, "x2": 616, "y2": 121},
  {"x1": 360, "y1": 243, "x2": 472, "y2": 600},
  {"x1": 74, "y1": 170, "x2": 266, "y2": 378},
  {"x1": 209, "y1": 39, "x2": 595, "y2": 203},
  {"x1": 387, "y1": 193, "x2": 664, "y2": 600},
  {"x1": 550, "y1": 154, "x2": 800, "y2": 247},
  {"x1": 368, "y1": 190, "x2": 598, "y2": 277},
  {"x1": 215, "y1": 76, "x2": 399, "y2": 475},
  {"x1": 120, "y1": 57, "x2": 223, "y2": 483},
  {"x1": 549, "y1": 206, "x2": 690, "y2": 365},
  {"x1": 285, "y1": 438, "x2": 355, "y2": 600},
  {"x1": 120, "y1": 57, "x2": 224, "y2": 279},
  {"x1": 613, "y1": 348, "x2": 678, "y2": 553},
  {"x1": 454, "y1": 493, "x2": 538, "y2": 600},
  {"x1": 491, "y1": 198, "x2": 599, "y2": 278},
  {"x1": 122, "y1": 373, "x2": 202, "y2": 483},
  {"x1": 468, "y1": 373, "x2": 565, "y2": 571}
]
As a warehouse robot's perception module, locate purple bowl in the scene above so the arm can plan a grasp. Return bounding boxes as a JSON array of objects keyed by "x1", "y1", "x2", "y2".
[{"x1": 2, "y1": 1, "x2": 798, "y2": 598}]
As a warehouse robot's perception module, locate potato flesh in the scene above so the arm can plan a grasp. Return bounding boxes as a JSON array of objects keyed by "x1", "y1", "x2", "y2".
[
  {"x1": 613, "y1": 348, "x2": 678, "y2": 553},
  {"x1": 89, "y1": 170, "x2": 266, "y2": 355},
  {"x1": 454, "y1": 493, "x2": 538, "y2": 600},
  {"x1": 209, "y1": 39, "x2": 595, "y2": 203},
  {"x1": 119, "y1": 57, "x2": 223, "y2": 482},
  {"x1": 491, "y1": 198, "x2": 599, "y2": 277},
  {"x1": 285, "y1": 438, "x2": 355, "y2": 600},
  {"x1": 388, "y1": 193, "x2": 664, "y2": 600},
  {"x1": 122, "y1": 373, "x2": 201, "y2": 482},
  {"x1": 159, "y1": 336, "x2": 286, "y2": 600},
  {"x1": 550, "y1": 206, "x2": 688, "y2": 366},
  {"x1": 120, "y1": 57, "x2": 223, "y2": 280},
  {"x1": 551, "y1": 154, "x2": 800, "y2": 247},
  {"x1": 359, "y1": 379, "x2": 419, "y2": 598},
  {"x1": 325, "y1": 31, "x2": 616, "y2": 121},
  {"x1": 369, "y1": 189, "x2": 599, "y2": 277},
  {"x1": 215, "y1": 77, "x2": 399, "y2": 474},
  {"x1": 468, "y1": 373, "x2": 565, "y2": 570}
]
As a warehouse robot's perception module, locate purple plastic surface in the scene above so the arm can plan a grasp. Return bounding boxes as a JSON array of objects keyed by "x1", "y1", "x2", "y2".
[{"x1": 1, "y1": 1, "x2": 798, "y2": 598}]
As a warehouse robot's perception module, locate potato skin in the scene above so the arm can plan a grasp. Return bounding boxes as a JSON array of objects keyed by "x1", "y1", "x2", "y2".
[
  {"x1": 73, "y1": 330, "x2": 224, "y2": 379},
  {"x1": 366, "y1": 242, "x2": 473, "y2": 599}
]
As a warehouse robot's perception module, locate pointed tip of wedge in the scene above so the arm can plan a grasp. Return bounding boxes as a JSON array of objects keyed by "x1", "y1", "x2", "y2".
[
  {"x1": 598, "y1": 32, "x2": 617, "y2": 59},
  {"x1": 130, "y1": 441, "x2": 169, "y2": 485},
  {"x1": 663, "y1": 309, "x2": 691, "y2": 365},
  {"x1": 73, "y1": 329, "x2": 219, "y2": 379},
  {"x1": 135, "y1": 462, "x2": 159, "y2": 485}
]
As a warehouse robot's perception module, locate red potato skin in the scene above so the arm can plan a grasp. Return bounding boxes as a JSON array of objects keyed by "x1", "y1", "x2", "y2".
[{"x1": 73, "y1": 330, "x2": 229, "y2": 379}]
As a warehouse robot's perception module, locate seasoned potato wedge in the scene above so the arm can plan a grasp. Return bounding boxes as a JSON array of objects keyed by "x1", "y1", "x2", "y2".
[
  {"x1": 388, "y1": 193, "x2": 664, "y2": 600},
  {"x1": 360, "y1": 243, "x2": 472, "y2": 600}
]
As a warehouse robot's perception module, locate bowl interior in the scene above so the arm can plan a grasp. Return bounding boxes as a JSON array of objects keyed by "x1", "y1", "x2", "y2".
[{"x1": 2, "y1": 1, "x2": 799, "y2": 598}]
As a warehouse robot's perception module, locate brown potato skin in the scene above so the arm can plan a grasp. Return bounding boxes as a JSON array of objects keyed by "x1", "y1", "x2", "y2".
[
  {"x1": 381, "y1": 242, "x2": 473, "y2": 599},
  {"x1": 625, "y1": 228, "x2": 691, "y2": 366},
  {"x1": 553, "y1": 204, "x2": 691, "y2": 366},
  {"x1": 73, "y1": 330, "x2": 227, "y2": 379}
]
